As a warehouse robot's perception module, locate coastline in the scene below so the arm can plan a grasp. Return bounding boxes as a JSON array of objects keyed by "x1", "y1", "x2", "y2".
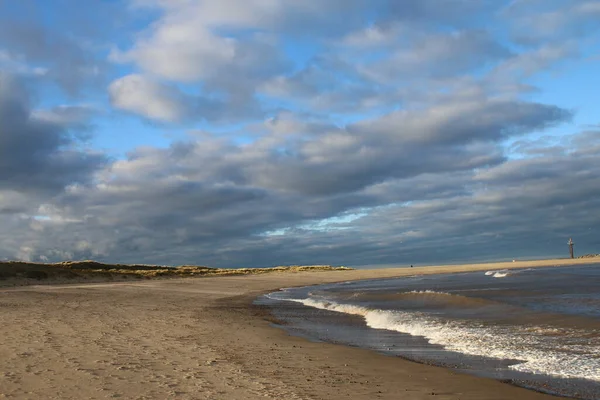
[
  {"x1": 1, "y1": 258, "x2": 598, "y2": 399},
  {"x1": 0, "y1": 261, "x2": 349, "y2": 288}
]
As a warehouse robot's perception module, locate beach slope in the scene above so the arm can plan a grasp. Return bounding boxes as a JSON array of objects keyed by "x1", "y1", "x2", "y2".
[{"x1": 1, "y1": 258, "x2": 598, "y2": 399}]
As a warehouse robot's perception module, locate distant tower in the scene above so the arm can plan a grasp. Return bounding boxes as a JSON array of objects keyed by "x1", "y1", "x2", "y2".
[{"x1": 568, "y1": 238, "x2": 574, "y2": 259}]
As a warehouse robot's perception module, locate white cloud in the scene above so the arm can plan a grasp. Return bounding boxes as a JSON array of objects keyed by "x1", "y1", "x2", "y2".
[
  {"x1": 108, "y1": 74, "x2": 191, "y2": 122},
  {"x1": 111, "y1": 27, "x2": 237, "y2": 83}
]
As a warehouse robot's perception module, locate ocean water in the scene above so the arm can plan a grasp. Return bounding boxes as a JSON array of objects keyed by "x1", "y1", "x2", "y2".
[{"x1": 259, "y1": 264, "x2": 600, "y2": 399}]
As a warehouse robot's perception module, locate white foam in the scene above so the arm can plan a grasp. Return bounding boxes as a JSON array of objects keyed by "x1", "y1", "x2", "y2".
[
  {"x1": 485, "y1": 268, "x2": 537, "y2": 279},
  {"x1": 407, "y1": 290, "x2": 453, "y2": 295},
  {"x1": 485, "y1": 269, "x2": 510, "y2": 278},
  {"x1": 286, "y1": 297, "x2": 600, "y2": 382}
]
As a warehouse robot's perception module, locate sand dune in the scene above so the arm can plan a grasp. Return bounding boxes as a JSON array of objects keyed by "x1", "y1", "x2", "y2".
[{"x1": 0, "y1": 261, "x2": 349, "y2": 288}]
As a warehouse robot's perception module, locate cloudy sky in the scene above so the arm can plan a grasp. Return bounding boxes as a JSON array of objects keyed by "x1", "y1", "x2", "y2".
[{"x1": 0, "y1": 0, "x2": 599, "y2": 267}]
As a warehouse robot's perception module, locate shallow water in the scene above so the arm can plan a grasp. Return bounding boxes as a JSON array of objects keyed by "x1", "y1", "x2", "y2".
[{"x1": 259, "y1": 264, "x2": 600, "y2": 399}]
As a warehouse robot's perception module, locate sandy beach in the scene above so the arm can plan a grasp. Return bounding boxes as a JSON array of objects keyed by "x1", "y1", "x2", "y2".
[{"x1": 1, "y1": 258, "x2": 599, "y2": 399}]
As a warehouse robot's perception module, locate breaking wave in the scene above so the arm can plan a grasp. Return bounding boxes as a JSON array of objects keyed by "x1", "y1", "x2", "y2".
[
  {"x1": 484, "y1": 268, "x2": 536, "y2": 278},
  {"x1": 407, "y1": 290, "x2": 453, "y2": 295},
  {"x1": 278, "y1": 295, "x2": 600, "y2": 383},
  {"x1": 485, "y1": 269, "x2": 510, "y2": 278}
]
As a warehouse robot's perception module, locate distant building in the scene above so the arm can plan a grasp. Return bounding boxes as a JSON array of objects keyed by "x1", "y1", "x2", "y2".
[{"x1": 568, "y1": 238, "x2": 574, "y2": 259}]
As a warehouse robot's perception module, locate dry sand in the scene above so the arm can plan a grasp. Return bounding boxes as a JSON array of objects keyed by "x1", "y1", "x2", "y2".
[{"x1": 1, "y1": 258, "x2": 599, "y2": 399}]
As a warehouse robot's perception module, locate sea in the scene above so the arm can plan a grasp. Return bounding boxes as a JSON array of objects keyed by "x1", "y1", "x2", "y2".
[{"x1": 258, "y1": 264, "x2": 600, "y2": 399}]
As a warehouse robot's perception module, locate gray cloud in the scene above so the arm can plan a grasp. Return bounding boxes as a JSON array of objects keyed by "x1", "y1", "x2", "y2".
[
  {"x1": 294, "y1": 135, "x2": 600, "y2": 266},
  {"x1": 15, "y1": 129, "x2": 600, "y2": 267},
  {"x1": 0, "y1": 24, "x2": 103, "y2": 95},
  {"x1": 360, "y1": 30, "x2": 512, "y2": 83},
  {"x1": 503, "y1": 0, "x2": 600, "y2": 45},
  {"x1": 131, "y1": 0, "x2": 375, "y2": 37},
  {"x1": 2, "y1": 93, "x2": 581, "y2": 266},
  {"x1": 0, "y1": 73, "x2": 109, "y2": 261},
  {"x1": 0, "y1": 0, "x2": 127, "y2": 95},
  {"x1": 0, "y1": 73, "x2": 107, "y2": 195},
  {"x1": 353, "y1": 99, "x2": 570, "y2": 145},
  {"x1": 385, "y1": 0, "x2": 500, "y2": 26}
]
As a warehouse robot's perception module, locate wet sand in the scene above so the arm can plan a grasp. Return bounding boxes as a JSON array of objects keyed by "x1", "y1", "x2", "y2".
[{"x1": 1, "y1": 258, "x2": 598, "y2": 399}]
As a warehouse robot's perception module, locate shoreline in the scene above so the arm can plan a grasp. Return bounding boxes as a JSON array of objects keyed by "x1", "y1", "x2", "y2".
[
  {"x1": 244, "y1": 296, "x2": 569, "y2": 400},
  {"x1": 216, "y1": 270, "x2": 564, "y2": 400},
  {"x1": 1, "y1": 258, "x2": 598, "y2": 399},
  {"x1": 1, "y1": 256, "x2": 597, "y2": 289},
  {"x1": 253, "y1": 260, "x2": 600, "y2": 399}
]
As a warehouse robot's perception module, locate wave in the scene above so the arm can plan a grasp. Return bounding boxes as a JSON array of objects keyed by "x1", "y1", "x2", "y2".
[
  {"x1": 282, "y1": 296, "x2": 600, "y2": 383},
  {"x1": 484, "y1": 268, "x2": 536, "y2": 279},
  {"x1": 406, "y1": 290, "x2": 453, "y2": 295},
  {"x1": 485, "y1": 269, "x2": 510, "y2": 278},
  {"x1": 334, "y1": 290, "x2": 502, "y2": 310}
]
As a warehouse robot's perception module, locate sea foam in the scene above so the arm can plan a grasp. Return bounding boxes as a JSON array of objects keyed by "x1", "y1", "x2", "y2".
[
  {"x1": 282, "y1": 296, "x2": 600, "y2": 383},
  {"x1": 485, "y1": 269, "x2": 510, "y2": 278}
]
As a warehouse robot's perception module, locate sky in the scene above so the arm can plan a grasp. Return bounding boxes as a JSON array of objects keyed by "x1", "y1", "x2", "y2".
[{"x1": 0, "y1": 0, "x2": 599, "y2": 268}]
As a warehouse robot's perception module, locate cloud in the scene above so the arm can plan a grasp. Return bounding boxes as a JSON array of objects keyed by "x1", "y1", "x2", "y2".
[
  {"x1": 321, "y1": 138, "x2": 600, "y2": 264},
  {"x1": 108, "y1": 74, "x2": 262, "y2": 123},
  {"x1": 14, "y1": 125, "x2": 600, "y2": 266},
  {"x1": 0, "y1": 20, "x2": 105, "y2": 94},
  {"x1": 130, "y1": 0, "x2": 372, "y2": 36},
  {"x1": 0, "y1": 73, "x2": 107, "y2": 196},
  {"x1": 262, "y1": 28, "x2": 513, "y2": 116},
  {"x1": 503, "y1": 0, "x2": 600, "y2": 45},
  {"x1": 0, "y1": 72, "x2": 108, "y2": 261},
  {"x1": 491, "y1": 42, "x2": 580, "y2": 83},
  {"x1": 0, "y1": 50, "x2": 48, "y2": 77},
  {"x1": 32, "y1": 104, "x2": 98, "y2": 127},
  {"x1": 111, "y1": 2, "x2": 293, "y2": 90},
  {"x1": 1, "y1": 0, "x2": 599, "y2": 266},
  {"x1": 359, "y1": 30, "x2": 512, "y2": 83},
  {"x1": 353, "y1": 99, "x2": 570, "y2": 146},
  {"x1": 260, "y1": 54, "x2": 388, "y2": 114},
  {"x1": 242, "y1": 99, "x2": 568, "y2": 196},
  {"x1": 110, "y1": 0, "x2": 592, "y2": 124},
  {"x1": 385, "y1": 0, "x2": 500, "y2": 26},
  {"x1": 109, "y1": 74, "x2": 193, "y2": 122},
  {"x1": 5, "y1": 92, "x2": 577, "y2": 266}
]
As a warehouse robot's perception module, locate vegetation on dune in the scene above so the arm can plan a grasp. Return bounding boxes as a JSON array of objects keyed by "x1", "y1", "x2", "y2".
[
  {"x1": 0, "y1": 260, "x2": 351, "y2": 284},
  {"x1": 578, "y1": 254, "x2": 600, "y2": 259}
]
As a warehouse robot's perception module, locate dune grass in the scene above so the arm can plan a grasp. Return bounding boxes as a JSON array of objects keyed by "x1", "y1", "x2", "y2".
[
  {"x1": 0, "y1": 260, "x2": 351, "y2": 285},
  {"x1": 578, "y1": 254, "x2": 600, "y2": 259}
]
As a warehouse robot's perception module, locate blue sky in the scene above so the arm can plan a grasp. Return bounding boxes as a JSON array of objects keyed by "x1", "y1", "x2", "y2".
[{"x1": 1, "y1": 0, "x2": 600, "y2": 267}]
